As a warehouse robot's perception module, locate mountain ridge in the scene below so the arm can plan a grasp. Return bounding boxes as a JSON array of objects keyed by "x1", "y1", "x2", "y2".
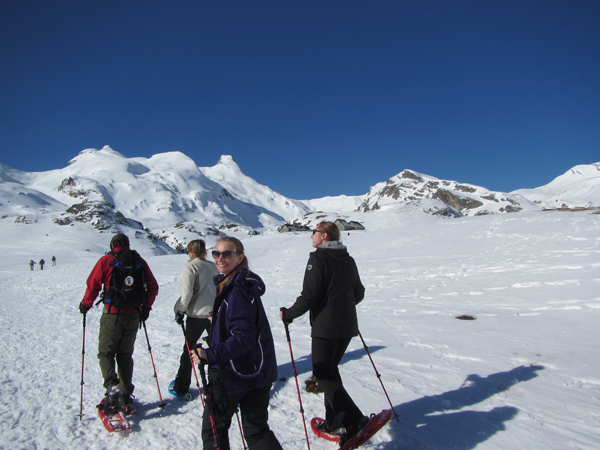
[{"x1": 1, "y1": 146, "x2": 598, "y2": 253}]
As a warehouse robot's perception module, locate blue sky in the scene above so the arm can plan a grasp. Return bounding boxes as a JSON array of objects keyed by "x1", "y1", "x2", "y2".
[{"x1": 1, "y1": 0, "x2": 599, "y2": 200}]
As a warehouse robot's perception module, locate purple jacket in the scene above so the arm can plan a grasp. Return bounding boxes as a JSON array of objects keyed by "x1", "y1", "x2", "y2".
[{"x1": 207, "y1": 269, "x2": 278, "y2": 395}]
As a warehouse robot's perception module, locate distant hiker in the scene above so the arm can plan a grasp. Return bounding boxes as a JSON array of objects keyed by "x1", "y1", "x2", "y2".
[
  {"x1": 169, "y1": 239, "x2": 218, "y2": 399},
  {"x1": 191, "y1": 237, "x2": 283, "y2": 450},
  {"x1": 78, "y1": 233, "x2": 159, "y2": 416},
  {"x1": 39, "y1": 259, "x2": 45, "y2": 270},
  {"x1": 52, "y1": 256, "x2": 57, "y2": 266},
  {"x1": 29, "y1": 260, "x2": 35, "y2": 271},
  {"x1": 280, "y1": 221, "x2": 368, "y2": 446}
]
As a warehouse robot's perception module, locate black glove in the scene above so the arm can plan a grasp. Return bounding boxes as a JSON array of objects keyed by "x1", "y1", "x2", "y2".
[
  {"x1": 139, "y1": 306, "x2": 151, "y2": 322},
  {"x1": 175, "y1": 311, "x2": 185, "y2": 325},
  {"x1": 79, "y1": 302, "x2": 91, "y2": 314},
  {"x1": 280, "y1": 307, "x2": 293, "y2": 324}
]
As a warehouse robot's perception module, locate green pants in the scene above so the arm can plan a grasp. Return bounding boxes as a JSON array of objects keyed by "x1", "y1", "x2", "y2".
[{"x1": 98, "y1": 312, "x2": 140, "y2": 396}]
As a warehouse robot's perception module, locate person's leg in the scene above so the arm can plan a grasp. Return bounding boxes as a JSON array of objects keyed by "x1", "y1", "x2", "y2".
[
  {"x1": 98, "y1": 313, "x2": 121, "y2": 390},
  {"x1": 312, "y1": 337, "x2": 363, "y2": 430},
  {"x1": 238, "y1": 384, "x2": 282, "y2": 450},
  {"x1": 174, "y1": 317, "x2": 210, "y2": 394},
  {"x1": 201, "y1": 390, "x2": 242, "y2": 450},
  {"x1": 115, "y1": 313, "x2": 140, "y2": 396}
]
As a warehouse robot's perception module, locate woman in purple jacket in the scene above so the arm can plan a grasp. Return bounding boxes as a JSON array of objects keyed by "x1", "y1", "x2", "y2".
[{"x1": 193, "y1": 237, "x2": 282, "y2": 450}]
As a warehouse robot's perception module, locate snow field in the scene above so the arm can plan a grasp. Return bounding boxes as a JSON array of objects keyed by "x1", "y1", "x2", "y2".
[{"x1": 0, "y1": 211, "x2": 599, "y2": 449}]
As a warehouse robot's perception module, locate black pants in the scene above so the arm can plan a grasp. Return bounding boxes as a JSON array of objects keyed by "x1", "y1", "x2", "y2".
[
  {"x1": 173, "y1": 316, "x2": 210, "y2": 394},
  {"x1": 202, "y1": 383, "x2": 282, "y2": 450},
  {"x1": 312, "y1": 336, "x2": 364, "y2": 431}
]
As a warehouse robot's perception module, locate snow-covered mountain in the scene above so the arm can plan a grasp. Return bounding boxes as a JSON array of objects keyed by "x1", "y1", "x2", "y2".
[
  {"x1": 200, "y1": 155, "x2": 310, "y2": 225},
  {"x1": 0, "y1": 147, "x2": 310, "y2": 252},
  {"x1": 357, "y1": 169, "x2": 541, "y2": 217},
  {"x1": 2, "y1": 147, "x2": 598, "y2": 254},
  {"x1": 511, "y1": 162, "x2": 600, "y2": 209}
]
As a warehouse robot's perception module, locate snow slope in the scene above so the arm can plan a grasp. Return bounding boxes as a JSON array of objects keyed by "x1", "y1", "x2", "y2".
[
  {"x1": 200, "y1": 155, "x2": 311, "y2": 224},
  {"x1": 1, "y1": 209, "x2": 599, "y2": 450},
  {"x1": 0, "y1": 147, "x2": 308, "y2": 233},
  {"x1": 512, "y1": 162, "x2": 600, "y2": 209}
]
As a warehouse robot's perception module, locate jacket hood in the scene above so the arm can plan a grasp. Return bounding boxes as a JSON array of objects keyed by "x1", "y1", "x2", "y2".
[
  {"x1": 318, "y1": 240, "x2": 347, "y2": 251},
  {"x1": 317, "y1": 240, "x2": 350, "y2": 262},
  {"x1": 237, "y1": 270, "x2": 266, "y2": 298}
]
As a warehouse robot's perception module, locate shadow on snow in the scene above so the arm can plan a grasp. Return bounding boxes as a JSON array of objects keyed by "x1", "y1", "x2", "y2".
[
  {"x1": 273, "y1": 346, "x2": 386, "y2": 396},
  {"x1": 276, "y1": 346, "x2": 544, "y2": 450},
  {"x1": 376, "y1": 364, "x2": 543, "y2": 449}
]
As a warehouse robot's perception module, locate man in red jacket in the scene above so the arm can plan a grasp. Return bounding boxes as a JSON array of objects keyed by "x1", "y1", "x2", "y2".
[{"x1": 79, "y1": 233, "x2": 159, "y2": 415}]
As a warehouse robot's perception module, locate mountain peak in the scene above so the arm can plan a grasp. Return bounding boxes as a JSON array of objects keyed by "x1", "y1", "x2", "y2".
[
  {"x1": 360, "y1": 168, "x2": 539, "y2": 216},
  {"x1": 67, "y1": 146, "x2": 125, "y2": 166},
  {"x1": 512, "y1": 161, "x2": 600, "y2": 208},
  {"x1": 217, "y1": 155, "x2": 238, "y2": 167}
]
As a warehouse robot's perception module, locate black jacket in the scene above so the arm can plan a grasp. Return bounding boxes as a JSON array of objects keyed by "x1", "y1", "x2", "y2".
[{"x1": 284, "y1": 242, "x2": 365, "y2": 339}]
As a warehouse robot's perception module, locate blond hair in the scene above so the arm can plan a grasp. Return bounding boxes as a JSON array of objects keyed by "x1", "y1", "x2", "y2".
[{"x1": 187, "y1": 239, "x2": 207, "y2": 260}]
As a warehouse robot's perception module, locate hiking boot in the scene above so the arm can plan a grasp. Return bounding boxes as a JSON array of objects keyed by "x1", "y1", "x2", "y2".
[
  {"x1": 314, "y1": 417, "x2": 351, "y2": 442},
  {"x1": 339, "y1": 416, "x2": 369, "y2": 446},
  {"x1": 169, "y1": 380, "x2": 193, "y2": 401},
  {"x1": 315, "y1": 419, "x2": 336, "y2": 435},
  {"x1": 103, "y1": 384, "x2": 122, "y2": 415},
  {"x1": 305, "y1": 375, "x2": 323, "y2": 394},
  {"x1": 119, "y1": 392, "x2": 137, "y2": 416}
]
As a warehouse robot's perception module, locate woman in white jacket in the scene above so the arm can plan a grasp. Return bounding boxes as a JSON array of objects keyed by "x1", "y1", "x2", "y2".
[{"x1": 170, "y1": 240, "x2": 219, "y2": 398}]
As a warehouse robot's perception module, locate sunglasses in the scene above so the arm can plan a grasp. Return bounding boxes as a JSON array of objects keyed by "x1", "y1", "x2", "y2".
[
  {"x1": 211, "y1": 250, "x2": 240, "y2": 259},
  {"x1": 312, "y1": 229, "x2": 324, "y2": 235}
]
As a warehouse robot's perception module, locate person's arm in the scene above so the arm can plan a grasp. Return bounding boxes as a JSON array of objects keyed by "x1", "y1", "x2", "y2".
[
  {"x1": 143, "y1": 260, "x2": 159, "y2": 308},
  {"x1": 282, "y1": 253, "x2": 324, "y2": 323},
  {"x1": 81, "y1": 257, "x2": 107, "y2": 308},
  {"x1": 176, "y1": 262, "x2": 195, "y2": 313},
  {"x1": 352, "y1": 257, "x2": 365, "y2": 305}
]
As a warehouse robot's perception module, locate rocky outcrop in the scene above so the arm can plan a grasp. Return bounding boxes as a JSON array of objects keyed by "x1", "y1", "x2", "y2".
[
  {"x1": 53, "y1": 201, "x2": 142, "y2": 232},
  {"x1": 358, "y1": 170, "x2": 538, "y2": 216}
]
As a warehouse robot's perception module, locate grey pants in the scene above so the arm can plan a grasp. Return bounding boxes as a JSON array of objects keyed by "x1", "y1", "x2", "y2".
[{"x1": 98, "y1": 312, "x2": 140, "y2": 396}]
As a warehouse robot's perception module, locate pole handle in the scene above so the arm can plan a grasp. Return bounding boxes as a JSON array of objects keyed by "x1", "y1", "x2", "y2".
[{"x1": 280, "y1": 308, "x2": 292, "y2": 342}]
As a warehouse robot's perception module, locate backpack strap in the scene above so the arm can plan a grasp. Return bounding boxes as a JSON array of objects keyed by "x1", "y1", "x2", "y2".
[{"x1": 102, "y1": 250, "x2": 121, "y2": 315}]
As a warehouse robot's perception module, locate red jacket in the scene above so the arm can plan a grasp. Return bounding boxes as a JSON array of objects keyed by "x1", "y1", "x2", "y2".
[{"x1": 81, "y1": 246, "x2": 159, "y2": 313}]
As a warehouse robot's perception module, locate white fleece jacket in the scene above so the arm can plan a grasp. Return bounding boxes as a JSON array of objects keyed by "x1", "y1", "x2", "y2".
[{"x1": 174, "y1": 258, "x2": 219, "y2": 318}]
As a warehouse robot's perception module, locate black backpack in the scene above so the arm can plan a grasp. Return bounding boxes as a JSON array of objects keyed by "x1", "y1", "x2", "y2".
[{"x1": 102, "y1": 249, "x2": 147, "y2": 312}]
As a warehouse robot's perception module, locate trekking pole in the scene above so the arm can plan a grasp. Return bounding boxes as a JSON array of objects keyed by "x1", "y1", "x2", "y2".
[
  {"x1": 180, "y1": 321, "x2": 205, "y2": 408},
  {"x1": 142, "y1": 321, "x2": 166, "y2": 408},
  {"x1": 78, "y1": 312, "x2": 87, "y2": 421},
  {"x1": 281, "y1": 311, "x2": 311, "y2": 450},
  {"x1": 184, "y1": 324, "x2": 247, "y2": 449},
  {"x1": 358, "y1": 330, "x2": 399, "y2": 422},
  {"x1": 195, "y1": 346, "x2": 220, "y2": 450},
  {"x1": 235, "y1": 408, "x2": 248, "y2": 450}
]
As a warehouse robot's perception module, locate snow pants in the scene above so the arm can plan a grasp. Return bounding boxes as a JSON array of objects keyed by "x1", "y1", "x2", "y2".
[
  {"x1": 201, "y1": 383, "x2": 283, "y2": 450},
  {"x1": 173, "y1": 316, "x2": 210, "y2": 394},
  {"x1": 98, "y1": 312, "x2": 140, "y2": 396},
  {"x1": 312, "y1": 336, "x2": 364, "y2": 431}
]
